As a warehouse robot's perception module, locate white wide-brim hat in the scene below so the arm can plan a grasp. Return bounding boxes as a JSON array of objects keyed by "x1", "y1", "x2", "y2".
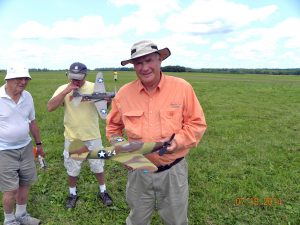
[
  {"x1": 121, "y1": 40, "x2": 171, "y2": 66},
  {"x1": 5, "y1": 64, "x2": 31, "y2": 80}
]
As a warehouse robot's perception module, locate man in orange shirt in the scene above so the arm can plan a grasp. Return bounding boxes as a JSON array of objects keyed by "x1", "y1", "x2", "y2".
[{"x1": 106, "y1": 40, "x2": 207, "y2": 225}]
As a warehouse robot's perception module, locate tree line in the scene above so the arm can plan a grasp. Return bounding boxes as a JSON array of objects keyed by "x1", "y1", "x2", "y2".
[
  {"x1": 97, "y1": 66, "x2": 300, "y2": 75},
  {"x1": 160, "y1": 66, "x2": 300, "y2": 75},
  {"x1": 1, "y1": 66, "x2": 299, "y2": 75}
]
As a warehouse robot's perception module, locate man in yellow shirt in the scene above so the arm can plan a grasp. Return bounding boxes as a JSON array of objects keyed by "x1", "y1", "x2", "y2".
[
  {"x1": 106, "y1": 40, "x2": 207, "y2": 225},
  {"x1": 47, "y1": 62, "x2": 112, "y2": 208}
]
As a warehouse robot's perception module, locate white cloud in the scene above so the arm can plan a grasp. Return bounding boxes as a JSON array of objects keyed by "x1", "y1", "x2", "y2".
[
  {"x1": 217, "y1": 16, "x2": 300, "y2": 67},
  {"x1": 11, "y1": 16, "x2": 121, "y2": 39},
  {"x1": 11, "y1": 21, "x2": 49, "y2": 39},
  {"x1": 271, "y1": 17, "x2": 300, "y2": 39},
  {"x1": 0, "y1": 38, "x2": 131, "y2": 69},
  {"x1": 110, "y1": 0, "x2": 180, "y2": 35},
  {"x1": 0, "y1": 42, "x2": 50, "y2": 68},
  {"x1": 117, "y1": 14, "x2": 162, "y2": 35},
  {"x1": 51, "y1": 16, "x2": 110, "y2": 38},
  {"x1": 284, "y1": 37, "x2": 300, "y2": 49},
  {"x1": 165, "y1": 0, "x2": 277, "y2": 34},
  {"x1": 211, "y1": 41, "x2": 228, "y2": 49},
  {"x1": 109, "y1": 0, "x2": 180, "y2": 14},
  {"x1": 1, "y1": 0, "x2": 299, "y2": 69},
  {"x1": 230, "y1": 38, "x2": 277, "y2": 60},
  {"x1": 281, "y1": 51, "x2": 300, "y2": 65},
  {"x1": 156, "y1": 34, "x2": 210, "y2": 67}
]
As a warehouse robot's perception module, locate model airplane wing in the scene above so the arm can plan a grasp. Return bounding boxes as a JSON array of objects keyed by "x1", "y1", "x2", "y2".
[
  {"x1": 68, "y1": 136, "x2": 176, "y2": 172},
  {"x1": 94, "y1": 72, "x2": 109, "y2": 119},
  {"x1": 94, "y1": 72, "x2": 106, "y2": 92},
  {"x1": 94, "y1": 100, "x2": 108, "y2": 119},
  {"x1": 70, "y1": 72, "x2": 114, "y2": 119}
]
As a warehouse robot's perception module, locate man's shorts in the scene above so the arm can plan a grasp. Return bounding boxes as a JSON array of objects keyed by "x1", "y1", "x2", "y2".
[
  {"x1": 63, "y1": 138, "x2": 105, "y2": 177},
  {"x1": 0, "y1": 142, "x2": 37, "y2": 192}
]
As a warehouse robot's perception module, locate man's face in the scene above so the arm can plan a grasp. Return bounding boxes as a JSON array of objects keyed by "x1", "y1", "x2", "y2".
[
  {"x1": 132, "y1": 53, "x2": 162, "y2": 89},
  {"x1": 6, "y1": 77, "x2": 30, "y2": 94},
  {"x1": 71, "y1": 79, "x2": 85, "y2": 88}
]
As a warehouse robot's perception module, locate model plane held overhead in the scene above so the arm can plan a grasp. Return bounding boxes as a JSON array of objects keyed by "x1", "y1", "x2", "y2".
[
  {"x1": 68, "y1": 134, "x2": 175, "y2": 172},
  {"x1": 72, "y1": 72, "x2": 115, "y2": 119}
]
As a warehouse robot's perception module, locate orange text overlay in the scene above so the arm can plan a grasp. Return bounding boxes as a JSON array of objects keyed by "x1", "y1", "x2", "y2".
[{"x1": 234, "y1": 197, "x2": 284, "y2": 206}]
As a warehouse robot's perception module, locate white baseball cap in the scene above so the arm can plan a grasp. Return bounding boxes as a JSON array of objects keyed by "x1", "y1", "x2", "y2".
[
  {"x1": 121, "y1": 40, "x2": 171, "y2": 66},
  {"x1": 5, "y1": 64, "x2": 31, "y2": 80}
]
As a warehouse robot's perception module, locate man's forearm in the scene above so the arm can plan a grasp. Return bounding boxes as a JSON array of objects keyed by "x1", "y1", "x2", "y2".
[
  {"x1": 47, "y1": 91, "x2": 67, "y2": 112},
  {"x1": 30, "y1": 120, "x2": 42, "y2": 144}
]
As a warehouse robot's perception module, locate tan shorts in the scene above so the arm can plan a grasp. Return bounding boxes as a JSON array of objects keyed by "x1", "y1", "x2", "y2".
[
  {"x1": 63, "y1": 138, "x2": 105, "y2": 177},
  {"x1": 0, "y1": 142, "x2": 37, "y2": 192}
]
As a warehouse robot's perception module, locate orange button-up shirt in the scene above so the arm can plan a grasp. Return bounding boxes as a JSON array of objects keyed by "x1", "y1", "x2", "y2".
[{"x1": 106, "y1": 74, "x2": 207, "y2": 166}]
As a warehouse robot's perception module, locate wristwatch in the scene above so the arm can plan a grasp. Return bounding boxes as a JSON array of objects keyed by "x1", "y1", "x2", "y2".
[{"x1": 36, "y1": 142, "x2": 42, "y2": 146}]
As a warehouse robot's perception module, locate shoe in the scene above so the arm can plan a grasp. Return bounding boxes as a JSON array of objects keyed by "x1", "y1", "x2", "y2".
[
  {"x1": 99, "y1": 191, "x2": 113, "y2": 206},
  {"x1": 66, "y1": 194, "x2": 78, "y2": 208},
  {"x1": 4, "y1": 219, "x2": 20, "y2": 225},
  {"x1": 16, "y1": 213, "x2": 40, "y2": 225}
]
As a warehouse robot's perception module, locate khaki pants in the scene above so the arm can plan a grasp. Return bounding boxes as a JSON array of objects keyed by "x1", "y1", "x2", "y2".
[{"x1": 126, "y1": 158, "x2": 188, "y2": 225}]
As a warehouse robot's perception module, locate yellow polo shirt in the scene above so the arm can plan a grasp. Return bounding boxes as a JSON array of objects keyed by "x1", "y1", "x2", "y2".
[{"x1": 52, "y1": 81, "x2": 101, "y2": 141}]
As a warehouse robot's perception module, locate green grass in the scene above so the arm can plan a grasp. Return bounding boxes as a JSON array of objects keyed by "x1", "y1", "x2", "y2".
[{"x1": 0, "y1": 71, "x2": 299, "y2": 225}]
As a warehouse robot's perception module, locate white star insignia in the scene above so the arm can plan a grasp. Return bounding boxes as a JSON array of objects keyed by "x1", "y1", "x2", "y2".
[
  {"x1": 98, "y1": 150, "x2": 106, "y2": 158},
  {"x1": 97, "y1": 78, "x2": 104, "y2": 83},
  {"x1": 116, "y1": 137, "x2": 124, "y2": 142}
]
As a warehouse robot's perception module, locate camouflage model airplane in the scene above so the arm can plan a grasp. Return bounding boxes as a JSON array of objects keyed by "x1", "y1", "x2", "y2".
[
  {"x1": 68, "y1": 134, "x2": 175, "y2": 172},
  {"x1": 72, "y1": 72, "x2": 115, "y2": 119}
]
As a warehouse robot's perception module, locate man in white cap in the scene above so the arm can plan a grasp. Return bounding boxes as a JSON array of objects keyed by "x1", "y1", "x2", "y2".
[
  {"x1": 47, "y1": 62, "x2": 113, "y2": 209},
  {"x1": 106, "y1": 40, "x2": 207, "y2": 225},
  {"x1": 0, "y1": 65, "x2": 45, "y2": 225}
]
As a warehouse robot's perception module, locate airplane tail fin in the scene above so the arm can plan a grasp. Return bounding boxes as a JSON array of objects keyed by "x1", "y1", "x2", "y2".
[
  {"x1": 71, "y1": 90, "x2": 82, "y2": 106},
  {"x1": 72, "y1": 97, "x2": 82, "y2": 106}
]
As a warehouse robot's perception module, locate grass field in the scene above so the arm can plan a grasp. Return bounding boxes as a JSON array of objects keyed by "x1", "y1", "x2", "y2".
[{"x1": 0, "y1": 71, "x2": 299, "y2": 225}]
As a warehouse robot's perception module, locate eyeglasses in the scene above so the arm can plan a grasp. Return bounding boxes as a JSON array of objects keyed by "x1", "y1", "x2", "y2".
[{"x1": 15, "y1": 77, "x2": 30, "y2": 81}]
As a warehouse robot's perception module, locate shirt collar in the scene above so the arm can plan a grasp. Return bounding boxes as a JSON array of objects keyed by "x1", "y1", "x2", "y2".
[
  {"x1": 137, "y1": 72, "x2": 165, "y2": 93},
  {"x1": 157, "y1": 73, "x2": 165, "y2": 89},
  {"x1": 0, "y1": 84, "x2": 25, "y2": 102},
  {"x1": 0, "y1": 84, "x2": 8, "y2": 98}
]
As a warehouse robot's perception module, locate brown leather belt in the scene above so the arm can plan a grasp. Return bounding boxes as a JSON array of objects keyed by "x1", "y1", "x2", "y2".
[{"x1": 155, "y1": 157, "x2": 184, "y2": 173}]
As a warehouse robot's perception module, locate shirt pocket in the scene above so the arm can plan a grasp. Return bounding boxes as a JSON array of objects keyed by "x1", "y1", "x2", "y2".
[
  {"x1": 123, "y1": 110, "x2": 144, "y2": 139},
  {"x1": 160, "y1": 109, "x2": 183, "y2": 137}
]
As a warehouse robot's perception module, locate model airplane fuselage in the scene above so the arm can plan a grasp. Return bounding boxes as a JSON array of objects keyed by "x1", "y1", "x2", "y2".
[
  {"x1": 73, "y1": 91, "x2": 115, "y2": 101},
  {"x1": 71, "y1": 72, "x2": 115, "y2": 119},
  {"x1": 68, "y1": 134, "x2": 175, "y2": 172}
]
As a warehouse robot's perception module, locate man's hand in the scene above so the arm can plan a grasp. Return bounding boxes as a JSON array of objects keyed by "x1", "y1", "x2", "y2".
[
  {"x1": 166, "y1": 138, "x2": 178, "y2": 153},
  {"x1": 159, "y1": 134, "x2": 176, "y2": 156},
  {"x1": 36, "y1": 145, "x2": 45, "y2": 158},
  {"x1": 64, "y1": 83, "x2": 79, "y2": 95}
]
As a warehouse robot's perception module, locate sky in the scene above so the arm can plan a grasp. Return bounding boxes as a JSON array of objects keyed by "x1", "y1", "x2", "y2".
[{"x1": 0, "y1": 0, "x2": 300, "y2": 70}]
